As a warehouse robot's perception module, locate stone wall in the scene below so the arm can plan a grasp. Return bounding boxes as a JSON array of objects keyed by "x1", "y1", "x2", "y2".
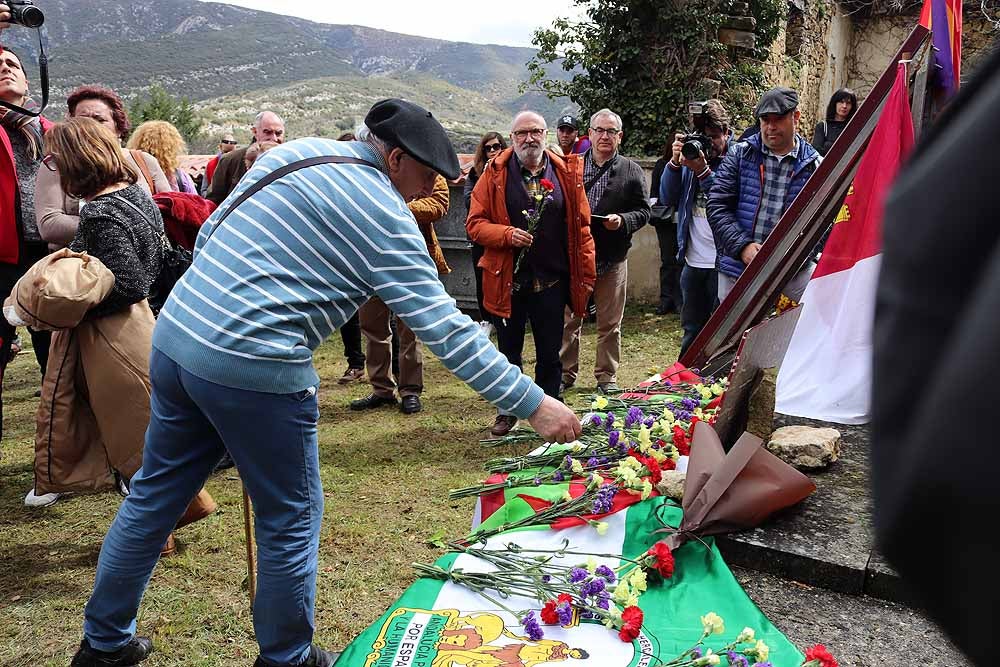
[{"x1": 847, "y1": 9, "x2": 997, "y2": 95}]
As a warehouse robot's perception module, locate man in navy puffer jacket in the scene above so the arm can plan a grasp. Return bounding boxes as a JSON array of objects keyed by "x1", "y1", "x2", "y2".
[{"x1": 707, "y1": 87, "x2": 822, "y2": 301}]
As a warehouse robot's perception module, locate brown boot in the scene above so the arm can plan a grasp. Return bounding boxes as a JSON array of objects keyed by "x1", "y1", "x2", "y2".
[
  {"x1": 160, "y1": 533, "x2": 176, "y2": 558},
  {"x1": 175, "y1": 489, "x2": 218, "y2": 530}
]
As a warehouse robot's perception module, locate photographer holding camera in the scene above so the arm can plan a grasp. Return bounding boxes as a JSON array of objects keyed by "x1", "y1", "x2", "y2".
[{"x1": 659, "y1": 99, "x2": 731, "y2": 356}]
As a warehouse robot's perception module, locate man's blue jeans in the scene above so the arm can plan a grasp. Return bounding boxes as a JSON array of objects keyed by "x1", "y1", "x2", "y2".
[
  {"x1": 83, "y1": 349, "x2": 322, "y2": 665},
  {"x1": 679, "y1": 263, "x2": 718, "y2": 358}
]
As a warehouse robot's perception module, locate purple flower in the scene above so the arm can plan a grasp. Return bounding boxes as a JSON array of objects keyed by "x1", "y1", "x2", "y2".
[
  {"x1": 691, "y1": 648, "x2": 702, "y2": 659},
  {"x1": 553, "y1": 471, "x2": 565, "y2": 482},
  {"x1": 595, "y1": 565, "x2": 616, "y2": 583},
  {"x1": 599, "y1": 457, "x2": 609, "y2": 464},
  {"x1": 533, "y1": 476, "x2": 542, "y2": 486},
  {"x1": 595, "y1": 592, "x2": 611, "y2": 610},
  {"x1": 752, "y1": 663, "x2": 773, "y2": 667},
  {"x1": 580, "y1": 577, "x2": 606, "y2": 597},
  {"x1": 727, "y1": 652, "x2": 750, "y2": 667},
  {"x1": 591, "y1": 484, "x2": 616, "y2": 514},
  {"x1": 589, "y1": 413, "x2": 603, "y2": 427},
  {"x1": 625, "y1": 406, "x2": 644, "y2": 428},
  {"x1": 563, "y1": 455, "x2": 574, "y2": 469},
  {"x1": 604, "y1": 413, "x2": 615, "y2": 430},
  {"x1": 541, "y1": 574, "x2": 551, "y2": 582},
  {"x1": 556, "y1": 600, "x2": 574, "y2": 625},
  {"x1": 569, "y1": 567, "x2": 589, "y2": 583},
  {"x1": 586, "y1": 457, "x2": 600, "y2": 468},
  {"x1": 643, "y1": 416, "x2": 657, "y2": 428},
  {"x1": 682, "y1": 397, "x2": 699, "y2": 410},
  {"x1": 608, "y1": 430, "x2": 620, "y2": 448},
  {"x1": 521, "y1": 610, "x2": 544, "y2": 641}
]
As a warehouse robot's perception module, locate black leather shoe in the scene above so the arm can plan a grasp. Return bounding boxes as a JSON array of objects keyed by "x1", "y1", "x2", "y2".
[
  {"x1": 254, "y1": 645, "x2": 340, "y2": 667},
  {"x1": 70, "y1": 637, "x2": 153, "y2": 667},
  {"x1": 349, "y1": 393, "x2": 398, "y2": 411},
  {"x1": 400, "y1": 395, "x2": 422, "y2": 414}
]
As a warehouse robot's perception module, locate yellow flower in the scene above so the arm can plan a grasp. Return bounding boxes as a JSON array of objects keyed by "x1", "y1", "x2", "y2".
[
  {"x1": 638, "y1": 424, "x2": 652, "y2": 446},
  {"x1": 700, "y1": 612, "x2": 725, "y2": 636},
  {"x1": 591, "y1": 396, "x2": 609, "y2": 410},
  {"x1": 615, "y1": 464, "x2": 638, "y2": 483},
  {"x1": 661, "y1": 410, "x2": 675, "y2": 424},
  {"x1": 693, "y1": 407, "x2": 704, "y2": 420},
  {"x1": 561, "y1": 491, "x2": 573, "y2": 502},
  {"x1": 628, "y1": 567, "x2": 648, "y2": 593},
  {"x1": 587, "y1": 556, "x2": 598, "y2": 573},
  {"x1": 641, "y1": 480, "x2": 653, "y2": 500},
  {"x1": 648, "y1": 448, "x2": 667, "y2": 464},
  {"x1": 624, "y1": 456, "x2": 642, "y2": 470},
  {"x1": 699, "y1": 387, "x2": 713, "y2": 400},
  {"x1": 589, "y1": 472, "x2": 605, "y2": 488},
  {"x1": 736, "y1": 627, "x2": 756, "y2": 643},
  {"x1": 711, "y1": 382, "x2": 725, "y2": 396},
  {"x1": 705, "y1": 655, "x2": 721, "y2": 666},
  {"x1": 594, "y1": 521, "x2": 609, "y2": 536},
  {"x1": 570, "y1": 458, "x2": 584, "y2": 475},
  {"x1": 612, "y1": 579, "x2": 632, "y2": 604},
  {"x1": 753, "y1": 640, "x2": 769, "y2": 662}
]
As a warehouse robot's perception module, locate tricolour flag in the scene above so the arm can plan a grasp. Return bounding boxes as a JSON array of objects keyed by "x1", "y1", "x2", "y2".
[
  {"x1": 775, "y1": 62, "x2": 914, "y2": 424},
  {"x1": 335, "y1": 497, "x2": 803, "y2": 666},
  {"x1": 919, "y1": 0, "x2": 962, "y2": 97}
]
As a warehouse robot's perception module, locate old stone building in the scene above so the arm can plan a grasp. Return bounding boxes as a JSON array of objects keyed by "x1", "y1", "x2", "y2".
[{"x1": 764, "y1": 0, "x2": 997, "y2": 131}]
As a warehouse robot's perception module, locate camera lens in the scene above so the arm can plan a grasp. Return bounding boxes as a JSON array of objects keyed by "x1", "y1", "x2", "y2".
[
  {"x1": 681, "y1": 140, "x2": 702, "y2": 161},
  {"x1": 13, "y1": 5, "x2": 45, "y2": 28}
]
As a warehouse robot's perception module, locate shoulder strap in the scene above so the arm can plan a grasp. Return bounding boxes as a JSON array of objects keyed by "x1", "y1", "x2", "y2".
[
  {"x1": 584, "y1": 158, "x2": 614, "y2": 192},
  {"x1": 213, "y1": 155, "x2": 378, "y2": 229},
  {"x1": 130, "y1": 150, "x2": 155, "y2": 192}
]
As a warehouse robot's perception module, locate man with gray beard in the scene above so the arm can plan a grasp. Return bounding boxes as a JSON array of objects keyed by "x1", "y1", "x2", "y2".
[{"x1": 467, "y1": 111, "x2": 596, "y2": 436}]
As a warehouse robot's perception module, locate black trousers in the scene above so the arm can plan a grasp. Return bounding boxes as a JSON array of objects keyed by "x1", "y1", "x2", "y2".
[
  {"x1": 678, "y1": 264, "x2": 718, "y2": 358},
  {"x1": 495, "y1": 280, "x2": 568, "y2": 408},
  {"x1": 1, "y1": 242, "x2": 53, "y2": 440},
  {"x1": 339, "y1": 312, "x2": 365, "y2": 369},
  {"x1": 654, "y1": 222, "x2": 683, "y2": 311},
  {"x1": 470, "y1": 242, "x2": 492, "y2": 323}
]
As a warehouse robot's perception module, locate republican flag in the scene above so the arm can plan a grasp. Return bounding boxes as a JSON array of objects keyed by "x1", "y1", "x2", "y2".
[
  {"x1": 919, "y1": 0, "x2": 962, "y2": 97},
  {"x1": 775, "y1": 63, "x2": 914, "y2": 425}
]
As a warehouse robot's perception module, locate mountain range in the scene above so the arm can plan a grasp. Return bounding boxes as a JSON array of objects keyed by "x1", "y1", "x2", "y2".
[{"x1": 2, "y1": 0, "x2": 575, "y2": 151}]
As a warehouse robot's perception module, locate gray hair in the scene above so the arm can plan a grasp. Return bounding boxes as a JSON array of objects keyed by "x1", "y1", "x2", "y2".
[
  {"x1": 357, "y1": 123, "x2": 398, "y2": 154},
  {"x1": 589, "y1": 108, "x2": 622, "y2": 131},
  {"x1": 254, "y1": 111, "x2": 284, "y2": 128},
  {"x1": 510, "y1": 110, "x2": 547, "y2": 133}
]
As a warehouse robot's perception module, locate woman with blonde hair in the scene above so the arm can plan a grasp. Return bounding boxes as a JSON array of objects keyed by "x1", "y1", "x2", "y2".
[
  {"x1": 127, "y1": 120, "x2": 197, "y2": 193},
  {"x1": 29, "y1": 117, "x2": 214, "y2": 555}
]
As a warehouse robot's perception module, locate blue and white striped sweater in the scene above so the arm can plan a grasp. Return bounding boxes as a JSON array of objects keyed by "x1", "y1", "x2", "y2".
[{"x1": 152, "y1": 138, "x2": 545, "y2": 419}]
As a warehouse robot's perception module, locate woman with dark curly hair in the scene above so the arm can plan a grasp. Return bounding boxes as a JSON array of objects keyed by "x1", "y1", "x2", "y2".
[
  {"x1": 812, "y1": 88, "x2": 859, "y2": 156},
  {"x1": 34, "y1": 85, "x2": 170, "y2": 250},
  {"x1": 464, "y1": 131, "x2": 506, "y2": 330}
]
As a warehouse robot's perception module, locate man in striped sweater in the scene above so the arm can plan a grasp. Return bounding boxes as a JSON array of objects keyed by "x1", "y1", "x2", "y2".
[{"x1": 70, "y1": 99, "x2": 582, "y2": 667}]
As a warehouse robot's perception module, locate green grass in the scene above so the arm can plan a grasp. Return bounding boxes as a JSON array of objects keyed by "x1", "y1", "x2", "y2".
[{"x1": 0, "y1": 305, "x2": 681, "y2": 666}]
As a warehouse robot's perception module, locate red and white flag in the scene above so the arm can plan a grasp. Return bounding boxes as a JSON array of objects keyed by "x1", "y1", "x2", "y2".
[{"x1": 776, "y1": 63, "x2": 914, "y2": 424}]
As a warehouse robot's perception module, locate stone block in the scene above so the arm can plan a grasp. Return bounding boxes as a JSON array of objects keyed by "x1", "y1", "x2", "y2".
[
  {"x1": 718, "y1": 28, "x2": 757, "y2": 49},
  {"x1": 746, "y1": 367, "x2": 777, "y2": 441},
  {"x1": 721, "y1": 15, "x2": 758, "y2": 31},
  {"x1": 656, "y1": 470, "x2": 686, "y2": 501},
  {"x1": 767, "y1": 425, "x2": 841, "y2": 469}
]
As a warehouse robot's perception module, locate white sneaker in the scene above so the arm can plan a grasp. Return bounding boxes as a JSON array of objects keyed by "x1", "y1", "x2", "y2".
[{"x1": 24, "y1": 488, "x2": 61, "y2": 508}]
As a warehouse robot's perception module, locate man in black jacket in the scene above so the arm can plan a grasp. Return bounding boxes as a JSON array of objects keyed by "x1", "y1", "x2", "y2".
[{"x1": 559, "y1": 109, "x2": 649, "y2": 394}]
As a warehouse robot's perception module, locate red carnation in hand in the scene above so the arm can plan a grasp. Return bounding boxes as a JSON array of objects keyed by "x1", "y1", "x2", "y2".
[
  {"x1": 646, "y1": 541, "x2": 675, "y2": 578},
  {"x1": 540, "y1": 178, "x2": 556, "y2": 192},
  {"x1": 618, "y1": 605, "x2": 644, "y2": 642},
  {"x1": 803, "y1": 644, "x2": 838, "y2": 667}
]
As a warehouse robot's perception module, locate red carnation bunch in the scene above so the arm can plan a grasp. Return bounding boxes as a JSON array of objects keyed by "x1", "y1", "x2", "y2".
[
  {"x1": 618, "y1": 605, "x2": 644, "y2": 642},
  {"x1": 539, "y1": 178, "x2": 556, "y2": 192},
  {"x1": 672, "y1": 424, "x2": 691, "y2": 456},
  {"x1": 660, "y1": 456, "x2": 677, "y2": 471},
  {"x1": 646, "y1": 541, "x2": 675, "y2": 578},
  {"x1": 540, "y1": 593, "x2": 573, "y2": 625},
  {"x1": 803, "y1": 644, "x2": 838, "y2": 667}
]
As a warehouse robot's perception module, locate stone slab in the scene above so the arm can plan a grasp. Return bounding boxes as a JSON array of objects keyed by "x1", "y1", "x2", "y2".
[{"x1": 717, "y1": 414, "x2": 876, "y2": 595}]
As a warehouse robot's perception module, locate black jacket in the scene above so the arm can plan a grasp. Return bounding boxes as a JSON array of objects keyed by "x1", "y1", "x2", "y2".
[
  {"x1": 587, "y1": 153, "x2": 650, "y2": 264},
  {"x1": 206, "y1": 146, "x2": 249, "y2": 205}
]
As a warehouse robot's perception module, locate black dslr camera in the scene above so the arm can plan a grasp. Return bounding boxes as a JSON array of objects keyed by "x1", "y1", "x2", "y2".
[
  {"x1": 681, "y1": 101, "x2": 717, "y2": 162},
  {"x1": 6, "y1": 0, "x2": 45, "y2": 28}
]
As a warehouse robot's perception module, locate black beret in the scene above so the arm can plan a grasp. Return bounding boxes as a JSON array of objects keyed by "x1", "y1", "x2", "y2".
[
  {"x1": 557, "y1": 115, "x2": 579, "y2": 130},
  {"x1": 364, "y1": 99, "x2": 461, "y2": 180},
  {"x1": 755, "y1": 87, "x2": 799, "y2": 117}
]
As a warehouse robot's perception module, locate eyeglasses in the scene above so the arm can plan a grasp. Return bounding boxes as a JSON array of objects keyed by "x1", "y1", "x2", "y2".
[
  {"x1": 220, "y1": 140, "x2": 237, "y2": 145},
  {"x1": 512, "y1": 129, "x2": 546, "y2": 140},
  {"x1": 42, "y1": 154, "x2": 58, "y2": 172},
  {"x1": 484, "y1": 143, "x2": 502, "y2": 153},
  {"x1": 590, "y1": 127, "x2": 621, "y2": 137}
]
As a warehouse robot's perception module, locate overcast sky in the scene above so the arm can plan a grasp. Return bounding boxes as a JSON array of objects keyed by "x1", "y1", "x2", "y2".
[{"x1": 196, "y1": 0, "x2": 582, "y2": 47}]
